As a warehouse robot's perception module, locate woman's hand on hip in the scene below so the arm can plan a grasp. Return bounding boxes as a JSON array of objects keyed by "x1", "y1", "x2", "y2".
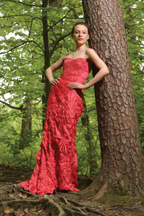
[
  {"x1": 50, "y1": 78, "x2": 60, "y2": 85},
  {"x1": 68, "y1": 82, "x2": 86, "y2": 90}
]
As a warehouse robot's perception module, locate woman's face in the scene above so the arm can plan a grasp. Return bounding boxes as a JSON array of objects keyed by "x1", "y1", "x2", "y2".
[{"x1": 71, "y1": 24, "x2": 89, "y2": 45}]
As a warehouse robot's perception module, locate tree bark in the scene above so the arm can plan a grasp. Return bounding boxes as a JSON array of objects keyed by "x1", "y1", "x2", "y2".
[
  {"x1": 49, "y1": 0, "x2": 62, "y2": 7},
  {"x1": 42, "y1": 0, "x2": 51, "y2": 128},
  {"x1": 82, "y1": 0, "x2": 144, "y2": 197},
  {"x1": 81, "y1": 97, "x2": 98, "y2": 175},
  {"x1": 20, "y1": 98, "x2": 32, "y2": 150},
  {"x1": 42, "y1": 0, "x2": 63, "y2": 128}
]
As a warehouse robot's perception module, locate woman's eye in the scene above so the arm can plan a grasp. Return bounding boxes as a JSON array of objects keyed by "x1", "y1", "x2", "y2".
[{"x1": 74, "y1": 31, "x2": 86, "y2": 34}]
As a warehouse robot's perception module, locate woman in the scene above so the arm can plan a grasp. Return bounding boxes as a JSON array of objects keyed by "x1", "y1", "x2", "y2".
[{"x1": 19, "y1": 22, "x2": 109, "y2": 196}]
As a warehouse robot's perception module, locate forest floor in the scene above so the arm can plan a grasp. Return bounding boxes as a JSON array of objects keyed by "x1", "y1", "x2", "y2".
[{"x1": 0, "y1": 164, "x2": 144, "y2": 216}]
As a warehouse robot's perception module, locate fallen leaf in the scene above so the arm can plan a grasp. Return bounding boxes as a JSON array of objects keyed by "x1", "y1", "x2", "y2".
[
  {"x1": 18, "y1": 193, "x2": 27, "y2": 199},
  {"x1": 9, "y1": 193, "x2": 14, "y2": 198},
  {"x1": 14, "y1": 210, "x2": 24, "y2": 216},
  {"x1": 24, "y1": 208, "x2": 29, "y2": 213},
  {"x1": 3, "y1": 206, "x2": 14, "y2": 214}
]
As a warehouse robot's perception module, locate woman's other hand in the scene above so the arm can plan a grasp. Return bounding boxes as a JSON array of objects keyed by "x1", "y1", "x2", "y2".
[
  {"x1": 68, "y1": 82, "x2": 86, "y2": 90},
  {"x1": 50, "y1": 78, "x2": 60, "y2": 85}
]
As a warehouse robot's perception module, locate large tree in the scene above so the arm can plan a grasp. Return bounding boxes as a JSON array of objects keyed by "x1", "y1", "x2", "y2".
[{"x1": 82, "y1": 0, "x2": 144, "y2": 197}]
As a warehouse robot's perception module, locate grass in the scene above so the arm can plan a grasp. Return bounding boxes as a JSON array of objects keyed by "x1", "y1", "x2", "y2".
[{"x1": 99, "y1": 193, "x2": 144, "y2": 205}]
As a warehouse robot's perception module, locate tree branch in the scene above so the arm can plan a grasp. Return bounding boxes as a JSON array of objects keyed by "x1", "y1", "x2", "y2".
[
  {"x1": 0, "y1": 90, "x2": 13, "y2": 95},
  {"x1": 31, "y1": 40, "x2": 44, "y2": 52},
  {"x1": 47, "y1": 11, "x2": 70, "y2": 32},
  {"x1": 131, "y1": 8, "x2": 144, "y2": 10},
  {"x1": 0, "y1": 15, "x2": 41, "y2": 21},
  {"x1": 3, "y1": 0, "x2": 42, "y2": 7},
  {"x1": 50, "y1": 32, "x2": 71, "y2": 57},
  {"x1": 124, "y1": 18, "x2": 144, "y2": 20},
  {"x1": 124, "y1": 6, "x2": 144, "y2": 11},
  {"x1": 28, "y1": 18, "x2": 34, "y2": 38},
  {"x1": 33, "y1": 100, "x2": 42, "y2": 105},
  {"x1": 64, "y1": 17, "x2": 83, "y2": 20},
  {"x1": 0, "y1": 41, "x2": 28, "y2": 54},
  {"x1": 127, "y1": 30, "x2": 144, "y2": 40},
  {"x1": 0, "y1": 40, "x2": 43, "y2": 54},
  {"x1": 11, "y1": 78, "x2": 22, "y2": 83},
  {"x1": 0, "y1": 100, "x2": 23, "y2": 110}
]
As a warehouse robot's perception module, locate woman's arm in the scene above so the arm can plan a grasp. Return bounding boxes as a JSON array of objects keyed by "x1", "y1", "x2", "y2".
[
  {"x1": 84, "y1": 48, "x2": 109, "y2": 89},
  {"x1": 45, "y1": 56, "x2": 65, "y2": 85},
  {"x1": 68, "y1": 48, "x2": 109, "y2": 90}
]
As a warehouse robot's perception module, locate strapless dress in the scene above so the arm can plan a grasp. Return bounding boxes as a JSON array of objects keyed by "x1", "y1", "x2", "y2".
[{"x1": 19, "y1": 58, "x2": 89, "y2": 196}]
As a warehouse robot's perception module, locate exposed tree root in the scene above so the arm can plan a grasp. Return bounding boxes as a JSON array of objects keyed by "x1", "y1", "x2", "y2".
[
  {"x1": 92, "y1": 182, "x2": 108, "y2": 201},
  {"x1": 13, "y1": 184, "x2": 40, "y2": 198},
  {"x1": 44, "y1": 195, "x2": 66, "y2": 216},
  {"x1": 61, "y1": 197, "x2": 105, "y2": 216},
  {"x1": 66, "y1": 199, "x2": 84, "y2": 207},
  {"x1": 0, "y1": 184, "x2": 106, "y2": 216}
]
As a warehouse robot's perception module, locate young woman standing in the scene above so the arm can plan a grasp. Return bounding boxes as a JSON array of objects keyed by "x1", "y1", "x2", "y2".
[{"x1": 19, "y1": 22, "x2": 109, "y2": 196}]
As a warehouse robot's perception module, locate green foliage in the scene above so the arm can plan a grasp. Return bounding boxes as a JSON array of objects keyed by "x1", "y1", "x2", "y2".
[
  {"x1": 0, "y1": 0, "x2": 143, "y2": 176},
  {"x1": 120, "y1": 0, "x2": 144, "y2": 148},
  {"x1": 0, "y1": 104, "x2": 42, "y2": 167},
  {"x1": 100, "y1": 194, "x2": 134, "y2": 205}
]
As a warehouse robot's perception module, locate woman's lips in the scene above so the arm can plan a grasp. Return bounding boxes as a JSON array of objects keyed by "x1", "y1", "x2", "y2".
[{"x1": 78, "y1": 38, "x2": 83, "y2": 40}]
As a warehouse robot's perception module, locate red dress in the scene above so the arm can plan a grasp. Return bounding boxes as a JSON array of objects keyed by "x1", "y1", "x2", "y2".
[{"x1": 19, "y1": 58, "x2": 89, "y2": 196}]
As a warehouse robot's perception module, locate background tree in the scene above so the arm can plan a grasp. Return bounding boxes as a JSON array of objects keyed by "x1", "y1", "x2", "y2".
[
  {"x1": 0, "y1": 0, "x2": 143, "y2": 180},
  {"x1": 82, "y1": 0, "x2": 144, "y2": 197}
]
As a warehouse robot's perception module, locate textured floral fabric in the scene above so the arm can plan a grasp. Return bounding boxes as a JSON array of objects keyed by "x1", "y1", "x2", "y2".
[{"x1": 19, "y1": 58, "x2": 89, "y2": 196}]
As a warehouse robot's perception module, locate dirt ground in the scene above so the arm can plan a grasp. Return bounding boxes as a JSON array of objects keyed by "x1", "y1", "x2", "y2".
[{"x1": 0, "y1": 164, "x2": 144, "y2": 216}]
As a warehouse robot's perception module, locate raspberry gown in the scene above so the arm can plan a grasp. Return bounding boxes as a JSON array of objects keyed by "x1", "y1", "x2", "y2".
[{"x1": 19, "y1": 58, "x2": 89, "y2": 196}]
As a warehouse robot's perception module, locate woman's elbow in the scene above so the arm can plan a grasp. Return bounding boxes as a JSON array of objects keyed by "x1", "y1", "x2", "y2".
[
  {"x1": 106, "y1": 68, "x2": 109, "y2": 75},
  {"x1": 46, "y1": 66, "x2": 52, "y2": 74},
  {"x1": 103, "y1": 66, "x2": 109, "y2": 76},
  {"x1": 104, "y1": 65, "x2": 109, "y2": 75}
]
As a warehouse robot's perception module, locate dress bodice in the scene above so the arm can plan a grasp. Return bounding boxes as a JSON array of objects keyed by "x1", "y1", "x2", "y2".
[{"x1": 60, "y1": 58, "x2": 89, "y2": 84}]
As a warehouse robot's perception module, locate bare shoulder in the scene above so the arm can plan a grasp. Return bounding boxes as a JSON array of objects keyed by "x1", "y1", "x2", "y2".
[
  {"x1": 56, "y1": 52, "x2": 71, "y2": 63},
  {"x1": 85, "y1": 48, "x2": 98, "y2": 59},
  {"x1": 85, "y1": 48, "x2": 108, "y2": 69},
  {"x1": 63, "y1": 52, "x2": 73, "y2": 59}
]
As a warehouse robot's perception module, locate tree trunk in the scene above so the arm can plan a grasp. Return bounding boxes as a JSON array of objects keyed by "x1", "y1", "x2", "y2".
[
  {"x1": 82, "y1": 0, "x2": 144, "y2": 197},
  {"x1": 20, "y1": 99, "x2": 32, "y2": 150},
  {"x1": 42, "y1": 0, "x2": 63, "y2": 128},
  {"x1": 81, "y1": 97, "x2": 98, "y2": 175},
  {"x1": 49, "y1": 0, "x2": 62, "y2": 7},
  {"x1": 42, "y1": 0, "x2": 51, "y2": 128}
]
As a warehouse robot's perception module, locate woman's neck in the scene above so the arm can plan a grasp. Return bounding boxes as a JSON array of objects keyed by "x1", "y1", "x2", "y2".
[{"x1": 75, "y1": 44, "x2": 87, "y2": 53}]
